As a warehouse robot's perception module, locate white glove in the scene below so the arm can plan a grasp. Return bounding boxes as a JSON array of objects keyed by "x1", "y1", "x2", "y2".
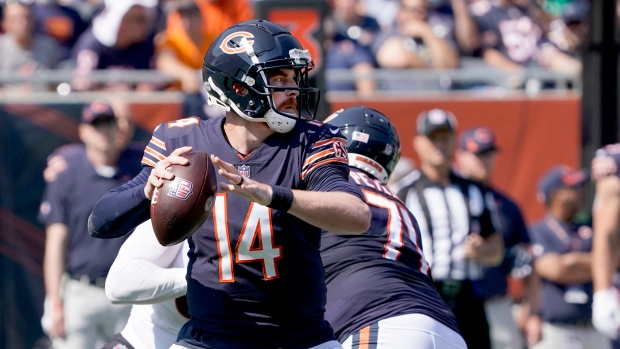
[
  {"x1": 593, "y1": 288, "x2": 620, "y2": 339},
  {"x1": 40, "y1": 297, "x2": 53, "y2": 335}
]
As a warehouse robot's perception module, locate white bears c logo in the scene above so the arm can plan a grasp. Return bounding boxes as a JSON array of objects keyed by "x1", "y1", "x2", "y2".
[{"x1": 220, "y1": 31, "x2": 255, "y2": 54}]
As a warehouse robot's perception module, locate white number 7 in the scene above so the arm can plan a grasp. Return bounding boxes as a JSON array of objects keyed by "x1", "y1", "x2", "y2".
[{"x1": 213, "y1": 194, "x2": 282, "y2": 282}]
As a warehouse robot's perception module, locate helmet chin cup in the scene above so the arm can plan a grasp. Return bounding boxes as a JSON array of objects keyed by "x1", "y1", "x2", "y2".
[{"x1": 265, "y1": 109, "x2": 296, "y2": 133}]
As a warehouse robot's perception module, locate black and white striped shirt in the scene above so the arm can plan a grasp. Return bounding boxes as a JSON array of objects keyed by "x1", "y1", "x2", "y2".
[{"x1": 394, "y1": 170, "x2": 497, "y2": 281}]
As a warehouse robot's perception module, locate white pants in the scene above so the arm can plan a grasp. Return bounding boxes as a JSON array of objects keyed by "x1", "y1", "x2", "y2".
[
  {"x1": 51, "y1": 278, "x2": 131, "y2": 349},
  {"x1": 484, "y1": 296, "x2": 523, "y2": 349},
  {"x1": 530, "y1": 322, "x2": 611, "y2": 349},
  {"x1": 170, "y1": 340, "x2": 343, "y2": 349},
  {"x1": 341, "y1": 314, "x2": 467, "y2": 349}
]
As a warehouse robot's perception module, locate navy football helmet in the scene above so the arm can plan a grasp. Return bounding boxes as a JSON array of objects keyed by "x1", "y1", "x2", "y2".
[
  {"x1": 202, "y1": 19, "x2": 319, "y2": 133},
  {"x1": 325, "y1": 106, "x2": 401, "y2": 183}
]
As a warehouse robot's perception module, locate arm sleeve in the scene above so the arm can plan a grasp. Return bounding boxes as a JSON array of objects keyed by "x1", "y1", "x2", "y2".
[
  {"x1": 88, "y1": 167, "x2": 152, "y2": 239},
  {"x1": 105, "y1": 220, "x2": 187, "y2": 304}
]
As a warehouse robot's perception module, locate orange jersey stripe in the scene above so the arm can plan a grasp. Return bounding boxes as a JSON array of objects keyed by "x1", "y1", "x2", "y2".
[
  {"x1": 312, "y1": 137, "x2": 346, "y2": 149},
  {"x1": 302, "y1": 149, "x2": 335, "y2": 168},
  {"x1": 150, "y1": 136, "x2": 166, "y2": 150},
  {"x1": 359, "y1": 325, "x2": 370, "y2": 349},
  {"x1": 141, "y1": 156, "x2": 157, "y2": 167},
  {"x1": 144, "y1": 146, "x2": 166, "y2": 161},
  {"x1": 301, "y1": 158, "x2": 348, "y2": 179}
]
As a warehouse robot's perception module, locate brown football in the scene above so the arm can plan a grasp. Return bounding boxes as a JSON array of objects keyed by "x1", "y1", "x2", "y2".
[{"x1": 150, "y1": 151, "x2": 217, "y2": 246}]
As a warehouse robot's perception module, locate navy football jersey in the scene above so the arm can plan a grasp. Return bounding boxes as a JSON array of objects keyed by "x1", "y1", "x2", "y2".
[
  {"x1": 141, "y1": 116, "x2": 358, "y2": 348},
  {"x1": 321, "y1": 168, "x2": 460, "y2": 342}
]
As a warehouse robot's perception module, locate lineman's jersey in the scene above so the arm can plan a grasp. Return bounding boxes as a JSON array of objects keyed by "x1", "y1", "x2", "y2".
[
  {"x1": 320, "y1": 168, "x2": 460, "y2": 342},
  {"x1": 141, "y1": 116, "x2": 361, "y2": 349}
]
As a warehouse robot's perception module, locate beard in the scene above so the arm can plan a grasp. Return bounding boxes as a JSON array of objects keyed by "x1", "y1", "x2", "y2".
[{"x1": 276, "y1": 97, "x2": 298, "y2": 115}]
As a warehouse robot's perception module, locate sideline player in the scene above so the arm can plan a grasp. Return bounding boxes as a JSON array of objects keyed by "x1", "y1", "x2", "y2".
[
  {"x1": 88, "y1": 20, "x2": 370, "y2": 349},
  {"x1": 590, "y1": 144, "x2": 620, "y2": 340},
  {"x1": 322, "y1": 106, "x2": 467, "y2": 349},
  {"x1": 100, "y1": 220, "x2": 189, "y2": 349}
]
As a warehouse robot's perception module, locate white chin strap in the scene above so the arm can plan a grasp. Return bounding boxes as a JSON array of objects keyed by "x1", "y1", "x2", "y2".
[
  {"x1": 265, "y1": 109, "x2": 296, "y2": 133},
  {"x1": 349, "y1": 154, "x2": 389, "y2": 183}
]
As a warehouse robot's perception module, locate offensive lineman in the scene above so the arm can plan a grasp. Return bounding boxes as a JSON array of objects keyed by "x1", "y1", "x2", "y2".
[{"x1": 322, "y1": 106, "x2": 466, "y2": 349}]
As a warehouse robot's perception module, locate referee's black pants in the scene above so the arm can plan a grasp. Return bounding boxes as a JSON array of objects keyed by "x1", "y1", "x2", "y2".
[{"x1": 434, "y1": 279, "x2": 491, "y2": 349}]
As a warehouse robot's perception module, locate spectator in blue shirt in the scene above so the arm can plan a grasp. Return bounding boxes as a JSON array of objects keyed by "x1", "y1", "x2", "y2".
[{"x1": 528, "y1": 165, "x2": 610, "y2": 349}]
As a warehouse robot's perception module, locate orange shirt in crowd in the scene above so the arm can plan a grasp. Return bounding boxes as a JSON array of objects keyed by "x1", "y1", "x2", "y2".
[{"x1": 156, "y1": 0, "x2": 254, "y2": 69}]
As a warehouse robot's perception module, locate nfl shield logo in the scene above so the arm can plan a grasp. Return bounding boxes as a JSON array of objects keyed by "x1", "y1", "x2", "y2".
[
  {"x1": 238, "y1": 165, "x2": 251, "y2": 178},
  {"x1": 167, "y1": 177, "x2": 193, "y2": 200}
]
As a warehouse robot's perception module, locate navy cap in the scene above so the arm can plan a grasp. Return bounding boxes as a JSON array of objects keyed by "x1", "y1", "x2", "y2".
[
  {"x1": 82, "y1": 100, "x2": 116, "y2": 125},
  {"x1": 537, "y1": 165, "x2": 588, "y2": 204},
  {"x1": 416, "y1": 108, "x2": 457, "y2": 136},
  {"x1": 459, "y1": 126, "x2": 498, "y2": 154}
]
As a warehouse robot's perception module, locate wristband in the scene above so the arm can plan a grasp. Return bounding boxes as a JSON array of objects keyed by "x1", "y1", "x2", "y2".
[{"x1": 267, "y1": 186, "x2": 294, "y2": 212}]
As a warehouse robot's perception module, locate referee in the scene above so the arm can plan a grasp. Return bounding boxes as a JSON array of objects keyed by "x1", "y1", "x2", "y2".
[{"x1": 394, "y1": 109, "x2": 504, "y2": 349}]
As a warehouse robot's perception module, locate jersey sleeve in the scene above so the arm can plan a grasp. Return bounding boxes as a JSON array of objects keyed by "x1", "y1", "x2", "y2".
[
  {"x1": 88, "y1": 168, "x2": 152, "y2": 239},
  {"x1": 141, "y1": 122, "x2": 173, "y2": 168},
  {"x1": 105, "y1": 220, "x2": 187, "y2": 304},
  {"x1": 302, "y1": 125, "x2": 363, "y2": 199},
  {"x1": 38, "y1": 159, "x2": 71, "y2": 226}
]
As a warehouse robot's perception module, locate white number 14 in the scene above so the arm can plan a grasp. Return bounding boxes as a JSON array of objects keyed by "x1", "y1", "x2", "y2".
[{"x1": 213, "y1": 194, "x2": 282, "y2": 282}]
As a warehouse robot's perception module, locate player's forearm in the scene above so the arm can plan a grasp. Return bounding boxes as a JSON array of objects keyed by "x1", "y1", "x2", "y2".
[
  {"x1": 43, "y1": 224, "x2": 68, "y2": 303},
  {"x1": 592, "y1": 178, "x2": 620, "y2": 291},
  {"x1": 592, "y1": 228, "x2": 618, "y2": 291},
  {"x1": 89, "y1": 168, "x2": 152, "y2": 239},
  {"x1": 288, "y1": 191, "x2": 370, "y2": 234}
]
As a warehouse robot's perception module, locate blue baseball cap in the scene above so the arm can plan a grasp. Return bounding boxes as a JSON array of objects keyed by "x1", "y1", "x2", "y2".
[
  {"x1": 82, "y1": 100, "x2": 116, "y2": 125},
  {"x1": 459, "y1": 126, "x2": 498, "y2": 154},
  {"x1": 537, "y1": 165, "x2": 588, "y2": 204}
]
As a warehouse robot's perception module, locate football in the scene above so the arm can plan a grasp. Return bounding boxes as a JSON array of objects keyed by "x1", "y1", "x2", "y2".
[{"x1": 150, "y1": 151, "x2": 217, "y2": 246}]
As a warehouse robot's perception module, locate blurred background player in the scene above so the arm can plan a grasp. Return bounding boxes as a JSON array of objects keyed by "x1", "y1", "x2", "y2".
[
  {"x1": 529, "y1": 165, "x2": 609, "y2": 349},
  {"x1": 101, "y1": 220, "x2": 189, "y2": 349},
  {"x1": 455, "y1": 126, "x2": 531, "y2": 349},
  {"x1": 590, "y1": 144, "x2": 620, "y2": 341},
  {"x1": 394, "y1": 108, "x2": 504, "y2": 349},
  {"x1": 39, "y1": 100, "x2": 142, "y2": 348},
  {"x1": 322, "y1": 106, "x2": 466, "y2": 349},
  {"x1": 87, "y1": 20, "x2": 370, "y2": 349}
]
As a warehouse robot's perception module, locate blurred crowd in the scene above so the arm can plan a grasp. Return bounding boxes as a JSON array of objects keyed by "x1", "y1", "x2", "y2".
[{"x1": 0, "y1": 0, "x2": 591, "y2": 102}]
